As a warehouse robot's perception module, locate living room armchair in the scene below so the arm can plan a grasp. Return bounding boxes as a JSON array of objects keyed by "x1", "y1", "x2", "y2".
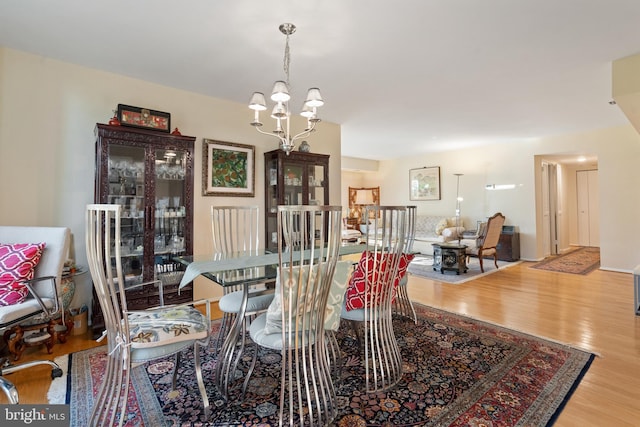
[
  {"x1": 0, "y1": 226, "x2": 71, "y2": 403},
  {"x1": 465, "y1": 213, "x2": 505, "y2": 272}
]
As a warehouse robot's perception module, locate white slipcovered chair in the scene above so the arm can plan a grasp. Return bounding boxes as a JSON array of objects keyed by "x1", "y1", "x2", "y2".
[{"x1": 0, "y1": 226, "x2": 70, "y2": 404}]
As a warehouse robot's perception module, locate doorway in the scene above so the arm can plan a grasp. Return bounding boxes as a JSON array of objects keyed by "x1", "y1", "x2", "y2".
[{"x1": 535, "y1": 154, "x2": 599, "y2": 259}]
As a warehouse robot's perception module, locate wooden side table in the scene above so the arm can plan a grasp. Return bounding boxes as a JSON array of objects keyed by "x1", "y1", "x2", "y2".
[{"x1": 432, "y1": 243, "x2": 468, "y2": 274}]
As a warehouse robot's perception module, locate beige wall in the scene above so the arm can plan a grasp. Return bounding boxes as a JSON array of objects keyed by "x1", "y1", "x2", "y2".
[
  {"x1": 0, "y1": 47, "x2": 341, "y2": 308},
  {"x1": 347, "y1": 126, "x2": 640, "y2": 272}
]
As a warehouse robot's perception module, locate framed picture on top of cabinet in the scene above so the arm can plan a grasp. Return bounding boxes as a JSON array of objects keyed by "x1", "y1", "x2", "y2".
[
  {"x1": 409, "y1": 166, "x2": 441, "y2": 200},
  {"x1": 202, "y1": 139, "x2": 255, "y2": 197},
  {"x1": 117, "y1": 104, "x2": 171, "y2": 132}
]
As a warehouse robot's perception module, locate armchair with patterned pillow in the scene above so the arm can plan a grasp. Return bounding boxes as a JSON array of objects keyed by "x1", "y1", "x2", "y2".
[{"x1": 0, "y1": 226, "x2": 70, "y2": 403}]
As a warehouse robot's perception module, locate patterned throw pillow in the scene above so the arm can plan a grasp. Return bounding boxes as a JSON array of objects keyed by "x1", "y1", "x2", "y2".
[
  {"x1": 0, "y1": 242, "x2": 46, "y2": 306},
  {"x1": 345, "y1": 251, "x2": 414, "y2": 311},
  {"x1": 434, "y1": 218, "x2": 449, "y2": 235},
  {"x1": 264, "y1": 260, "x2": 353, "y2": 335}
]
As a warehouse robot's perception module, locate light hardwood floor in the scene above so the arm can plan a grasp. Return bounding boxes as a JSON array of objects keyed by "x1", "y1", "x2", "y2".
[{"x1": 2, "y1": 262, "x2": 639, "y2": 426}]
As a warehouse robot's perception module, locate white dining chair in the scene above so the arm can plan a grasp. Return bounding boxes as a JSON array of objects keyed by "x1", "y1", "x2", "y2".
[
  {"x1": 247, "y1": 205, "x2": 343, "y2": 426},
  {"x1": 210, "y1": 205, "x2": 274, "y2": 396}
]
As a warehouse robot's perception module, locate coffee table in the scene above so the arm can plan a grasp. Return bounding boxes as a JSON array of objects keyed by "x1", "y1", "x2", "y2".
[{"x1": 432, "y1": 243, "x2": 468, "y2": 274}]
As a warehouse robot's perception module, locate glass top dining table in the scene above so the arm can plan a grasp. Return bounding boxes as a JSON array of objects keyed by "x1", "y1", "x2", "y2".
[
  {"x1": 174, "y1": 242, "x2": 367, "y2": 399},
  {"x1": 175, "y1": 242, "x2": 366, "y2": 289}
]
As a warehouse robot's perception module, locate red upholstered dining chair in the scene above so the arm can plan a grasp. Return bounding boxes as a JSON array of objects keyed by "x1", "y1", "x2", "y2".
[
  {"x1": 393, "y1": 205, "x2": 417, "y2": 323},
  {"x1": 465, "y1": 212, "x2": 505, "y2": 272},
  {"x1": 341, "y1": 205, "x2": 408, "y2": 392}
]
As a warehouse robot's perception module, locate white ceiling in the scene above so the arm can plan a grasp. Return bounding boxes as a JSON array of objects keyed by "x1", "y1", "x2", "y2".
[{"x1": 1, "y1": 0, "x2": 639, "y2": 160}]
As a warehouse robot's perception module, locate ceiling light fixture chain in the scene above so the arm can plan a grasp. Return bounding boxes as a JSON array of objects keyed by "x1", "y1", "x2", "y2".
[
  {"x1": 282, "y1": 23, "x2": 293, "y2": 86},
  {"x1": 248, "y1": 23, "x2": 324, "y2": 155}
]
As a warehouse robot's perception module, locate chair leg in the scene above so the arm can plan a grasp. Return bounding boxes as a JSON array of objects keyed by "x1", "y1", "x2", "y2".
[
  {"x1": 194, "y1": 343, "x2": 211, "y2": 419},
  {"x1": 493, "y1": 254, "x2": 499, "y2": 270},
  {"x1": 3, "y1": 327, "x2": 25, "y2": 361},
  {"x1": 478, "y1": 250, "x2": 485, "y2": 273},
  {"x1": 171, "y1": 353, "x2": 180, "y2": 389},
  {"x1": 0, "y1": 375, "x2": 18, "y2": 404}
]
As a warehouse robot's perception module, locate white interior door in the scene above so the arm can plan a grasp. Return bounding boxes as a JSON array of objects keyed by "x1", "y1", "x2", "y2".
[
  {"x1": 577, "y1": 169, "x2": 600, "y2": 247},
  {"x1": 548, "y1": 163, "x2": 558, "y2": 255},
  {"x1": 541, "y1": 162, "x2": 552, "y2": 257}
]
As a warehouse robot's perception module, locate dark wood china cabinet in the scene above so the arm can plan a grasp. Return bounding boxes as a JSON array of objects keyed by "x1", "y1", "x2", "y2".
[
  {"x1": 264, "y1": 149, "x2": 330, "y2": 252},
  {"x1": 91, "y1": 124, "x2": 195, "y2": 337}
]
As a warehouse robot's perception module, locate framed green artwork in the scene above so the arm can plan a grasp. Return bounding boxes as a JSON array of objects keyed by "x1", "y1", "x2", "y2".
[{"x1": 202, "y1": 139, "x2": 255, "y2": 197}]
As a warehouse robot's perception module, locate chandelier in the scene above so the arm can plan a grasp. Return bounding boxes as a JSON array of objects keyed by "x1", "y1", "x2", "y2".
[{"x1": 249, "y1": 23, "x2": 324, "y2": 154}]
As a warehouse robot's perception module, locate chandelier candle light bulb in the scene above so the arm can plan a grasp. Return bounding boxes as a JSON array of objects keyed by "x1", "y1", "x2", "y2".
[{"x1": 249, "y1": 23, "x2": 324, "y2": 154}]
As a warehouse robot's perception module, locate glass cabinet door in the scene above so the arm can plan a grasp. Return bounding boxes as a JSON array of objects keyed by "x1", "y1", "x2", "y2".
[
  {"x1": 284, "y1": 164, "x2": 304, "y2": 205},
  {"x1": 154, "y1": 148, "x2": 188, "y2": 275},
  {"x1": 107, "y1": 144, "x2": 146, "y2": 286},
  {"x1": 307, "y1": 164, "x2": 325, "y2": 206}
]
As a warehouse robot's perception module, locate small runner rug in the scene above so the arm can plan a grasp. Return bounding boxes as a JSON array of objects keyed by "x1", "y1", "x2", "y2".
[
  {"x1": 407, "y1": 255, "x2": 521, "y2": 284},
  {"x1": 531, "y1": 247, "x2": 600, "y2": 275},
  {"x1": 50, "y1": 303, "x2": 594, "y2": 426}
]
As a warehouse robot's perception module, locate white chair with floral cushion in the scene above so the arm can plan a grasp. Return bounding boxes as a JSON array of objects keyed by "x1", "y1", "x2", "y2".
[{"x1": 86, "y1": 204, "x2": 211, "y2": 426}]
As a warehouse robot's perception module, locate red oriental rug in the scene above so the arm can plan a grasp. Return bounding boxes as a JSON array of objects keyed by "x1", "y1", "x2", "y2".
[
  {"x1": 531, "y1": 246, "x2": 600, "y2": 275},
  {"x1": 51, "y1": 303, "x2": 594, "y2": 426}
]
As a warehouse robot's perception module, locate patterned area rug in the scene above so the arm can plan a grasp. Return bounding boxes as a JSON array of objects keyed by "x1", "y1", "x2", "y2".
[
  {"x1": 531, "y1": 247, "x2": 600, "y2": 275},
  {"x1": 52, "y1": 304, "x2": 594, "y2": 426},
  {"x1": 407, "y1": 255, "x2": 521, "y2": 284}
]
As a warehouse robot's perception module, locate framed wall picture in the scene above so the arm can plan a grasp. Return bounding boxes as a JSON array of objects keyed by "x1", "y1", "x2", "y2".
[
  {"x1": 117, "y1": 104, "x2": 171, "y2": 132},
  {"x1": 202, "y1": 139, "x2": 255, "y2": 197},
  {"x1": 409, "y1": 166, "x2": 441, "y2": 200}
]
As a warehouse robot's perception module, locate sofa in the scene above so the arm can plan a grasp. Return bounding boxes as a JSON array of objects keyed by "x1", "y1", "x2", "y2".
[{"x1": 412, "y1": 215, "x2": 465, "y2": 255}]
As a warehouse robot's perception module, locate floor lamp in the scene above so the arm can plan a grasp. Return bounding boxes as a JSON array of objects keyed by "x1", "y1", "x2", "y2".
[{"x1": 455, "y1": 173, "x2": 463, "y2": 243}]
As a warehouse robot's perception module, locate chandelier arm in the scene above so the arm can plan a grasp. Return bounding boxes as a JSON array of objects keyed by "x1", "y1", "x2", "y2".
[
  {"x1": 252, "y1": 125, "x2": 287, "y2": 145},
  {"x1": 290, "y1": 123, "x2": 317, "y2": 143}
]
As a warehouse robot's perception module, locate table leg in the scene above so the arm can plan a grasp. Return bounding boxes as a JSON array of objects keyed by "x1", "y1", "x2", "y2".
[{"x1": 215, "y1": 285, "x2": 249, "y2": 400}]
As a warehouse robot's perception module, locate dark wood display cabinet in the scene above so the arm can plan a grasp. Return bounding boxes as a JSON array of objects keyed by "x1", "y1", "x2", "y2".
[
  {"x1": 264, "y1": 149, "x2": 330, "y2": 252},
  {"x1": 496, "y1": 226, "x2": 520, "y2": 262},
  {"x1": 91, "y1": 124, "x2": 195, "y2": 337}
]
